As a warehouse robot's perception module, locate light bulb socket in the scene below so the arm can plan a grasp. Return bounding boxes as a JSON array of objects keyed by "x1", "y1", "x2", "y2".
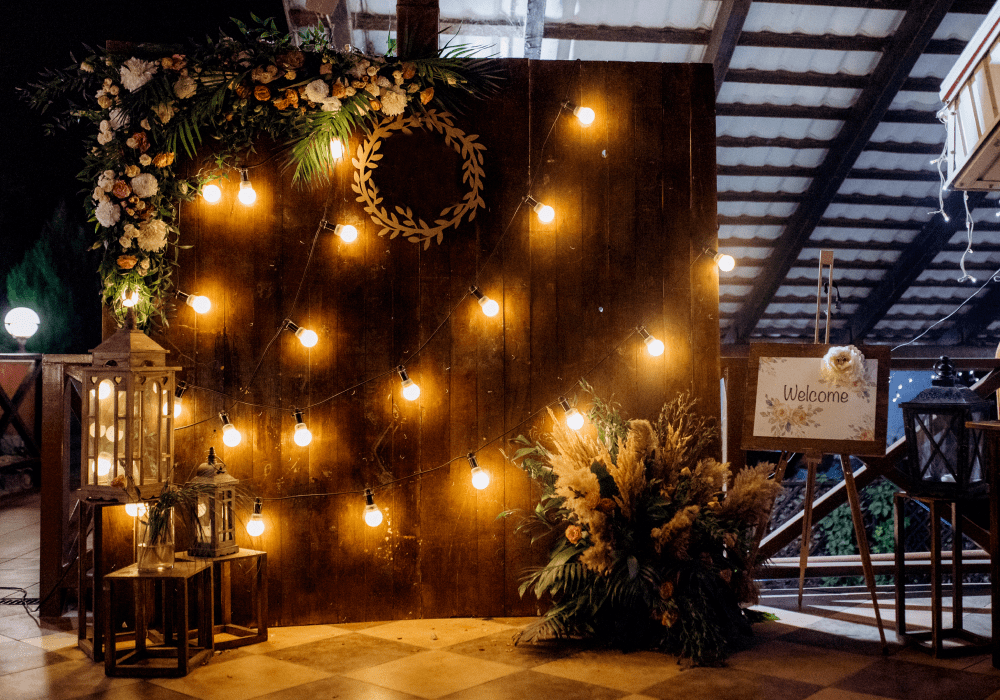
[
  {"x1": 239, "y1": 169, "x2": 251, "y2": 186},
  {"x1": 558, "y1": 396, "x2": 572, "y2": 413},
  {"x1": 467, "y1": 452, "x2": 479, "y2": 470},
  {"x1": 524, "y1": 195, "x2": 545, "y2": 214},
  {"x1": 637, "y1": 326, "x2": 652, "y2": 341},
  {"x1": 364, "y1": 488, "x2": 375, "y2": 507},
  {"x1": 470, "y1": 286, "x2": 486, "y2": 302},
  {"x1": 252, "y1": 497, "x2": 263, "y2": 516},
  {"x1": 294, "y1": 409, "x2": 304, "y2": 424},
  {"x1": 220, "y1": 412, "x2": 233, "y2": 428},
  {"x1": 286, "y1": 319, "x2": 301, "y2": 334},
  {"x1": 175, "y1": 380, "x2": 187, "y2": 399},
  {"x1": 397, "y1": 365, "x2": 410, "y2": 383}
]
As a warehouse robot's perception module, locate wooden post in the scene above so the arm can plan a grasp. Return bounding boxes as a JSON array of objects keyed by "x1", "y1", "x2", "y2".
[
  {"x1": 797, "y1": 452, "x2": 820, "y2": 608},
  {"x1": 397, "y1": 0, "x2": 438, "y2": 59}
]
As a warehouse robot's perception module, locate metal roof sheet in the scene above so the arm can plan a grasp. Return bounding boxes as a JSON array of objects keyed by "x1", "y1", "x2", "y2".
[{"x1": 743, "y1": 2, "x2": 902, "y2": 37}]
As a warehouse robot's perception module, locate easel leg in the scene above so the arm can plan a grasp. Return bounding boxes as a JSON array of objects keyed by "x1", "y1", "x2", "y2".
[
  {"x1": 841, "y1": 454, "x2": 888, "y2": 653},
  {"x1": 798, "y1": 453, "x2": 819, "y2": 609}
]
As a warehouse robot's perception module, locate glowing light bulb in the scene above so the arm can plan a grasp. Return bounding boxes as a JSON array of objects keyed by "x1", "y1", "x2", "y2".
[
  {"x1": 558, "y1": 397, "x2": 585, "y2": 431},
  {"x1": 713, "y1": 251, "x2": 735, "y2": 272},
  {"x1": 202, "y1": 183, "x2": 222, "y2": 203},
  {"x1": 121, "y1": 289, "x2": 140, "y2": 307},
  {"x1": 296, "y1": 328, "x2": 318, "y2": 347},
  {"x1": 197, "y1": 502, "x2": 207, "y2": 518},
  {"x1": 99, "y1": 380, "x2": 113, "y2": 400},
  {"x1": 4, "y1": 307, "x2": 39, "y2": 342},
  {"x1": 97, "y1": 452, "x2": 113, "y2": 477},
  {"x1": 293, "y1": 410, "x2": 312, "y2": 446},
  {"x1": 88, "y1": 421, "x2": 105, "y2": 439},
  {"x1": 468, "y1": 453, "x2": 490, "y2": 490},
  {"x1": 125, "y1": 502, "x2": 147, "y2": 518},
  {"x1": 470, "y1": 286, "x2": 499, "y2": 317},
  {"x1": 335, "y1": 224, "x2": 358, "y2": 243},
  {"x1": 173, "y1": 381, "x2": 186, "y2": 419},
  {"x1": 563, "y1": 101, "x2": 595, "y2": 126},
  {"x1": 246, "y1": 498, "x2": 265, "y2": 536},
  {"x1": 238, "y1": 170, "x2": 256, "y2": 205},
  {"x1": 330, "y1": 139, "x2": 344, "y2": 160},
  {"x1": 535, "y1": 202, "x2": 554, "y2": 223},
  {"x1": 637, "y1": 326, "x2": 665, "y2": 357},
  {"x1": 363, "y1": 489, "x2": 383, "y2": 527},
  {"x1": 186, "y1": 294, "x2": 211, "y2": 314},
  {"x1": 220, "y1": 412, "x2": 242, "y2": 447},
  {"x1": 174, "y1": 397, "x2": 183, "y2": 418},
  {"x1": 397, "y1": 366, "x2": 420, "y2": 401}
]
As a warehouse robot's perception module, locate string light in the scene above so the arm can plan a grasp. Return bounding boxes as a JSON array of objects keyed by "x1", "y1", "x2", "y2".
[
  {"x1": 220, "y1": 411, "x2": 242, "y2": 447},
  {"x1": 177, "y1": 290, "x2": 211, "y2": 314},
  {"x1": 468, "y1": 452, "x2": 490, "y2": 489},
  {"x1": 292, "y1": 409, "x2": 312, "y2": 446},
  {"x1": 524, "y1": 195, "x2": 555, "y2": 224},
  {"x1": 173, "y1": 381, "x2": 187, "y2": 418},
  {"x1": 125, "y1": 501, "x2": 147, "y2": 518},
  {"x1": 637, "y1": 326, "x2": 665, "y2": 356},
  {"x1": 97, "y1": 451, "x2": 113, "y2": 477},
  {"x1": 330, "y1": 138, "x2": 345, "y2": 160},
  {"x1": 562, "y1": 100, "x2": 595, "y2": 126},
  {"x1": 706, "y1": 247, "x2": 735, "y2": 272},
  {"x1": 202, "y1": 182, "x2": 222, "y2": 203},
  {"x1": 121, "y1": 288, "x2": 140, "y2": 307},
  {"x1": 558, "y1": 396, "x2": 585, "y2": 430},
  {"x1": 470, "y1": 286, "x2": 499, "y2": 317},
  {"x1": 335, "y1": 224, "x2": 358, "y2": 243},
  {"x1": 363, "y1": 488, "x2": 383, "y2": 527},
  {"x1": 285, "y1": 320, "x2": 319, "y2": 348},
  {"x1": 397, "y1": 365, "x2": 420, "y2": 401},
  {"x1": 238, "y1": 168, "x2": 257, "y2": 205},
  {"x1": 98, "y1": 379, "x2": 113, "y2": 400},
  {"x1": 246, "y1": 498, "x2": 265, "y2": 536}
]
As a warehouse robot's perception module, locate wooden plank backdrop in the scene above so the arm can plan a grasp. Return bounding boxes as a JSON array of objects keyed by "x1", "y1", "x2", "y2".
[{"x1": 149, "y1": 58, "x2": 719, "y2": 625}]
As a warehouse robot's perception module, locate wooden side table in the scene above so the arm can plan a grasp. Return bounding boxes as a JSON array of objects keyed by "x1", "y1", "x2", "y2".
[
  {"x1": 103, "y1": 561, "x2": 214, "y2": 678},
  {"x1": 176, "y1": 549, "x2": 268, "y2": 649}
]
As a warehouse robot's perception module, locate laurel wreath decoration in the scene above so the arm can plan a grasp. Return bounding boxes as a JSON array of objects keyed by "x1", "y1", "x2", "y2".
[{"x1": 351, "y1": 110, "x2": 485, "y2": 249}]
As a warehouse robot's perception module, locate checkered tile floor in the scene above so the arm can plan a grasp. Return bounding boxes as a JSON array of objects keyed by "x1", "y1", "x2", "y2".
[{"x1": 2, "y1": 494, "x2": 999, "y2": 700}]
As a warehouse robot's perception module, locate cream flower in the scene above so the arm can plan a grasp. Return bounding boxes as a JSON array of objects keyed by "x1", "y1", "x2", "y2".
[
  {"x1": 139, "y1": 154, "x2": 152, "y2": 166},
  {"x1": 120, "y1": 57, "x2": 158, "y2": 92},
  {"x1": 97, "y1": 93, "x2": 112, "y2": 109},
  {"x1": 124, "y1": 164, "x2": 140, "y2": 177},
  {"x1": 123, "y1": 224, "x2": 138, "y2": 238},
  {"x1": 95, "y1": 200, "x2": 120, "y2": 228},
  {"x1": 97, "y1": 120, "x2": 115, "y2": 145},
  {"x1": 140, "y1": 118, "x2": 150, "y2": 130},
  {"x1": 130, "y1": 173, "x2": 158, "y2": 198},
  {"x1": 119, "y1": 235, "x2": 132, "y2": 249},
  {"x1": 320, "y1": 99, "x2": 342, "y2": 112},
  {"x1": 820, "y1": 345, "x2": 866, "y2": 388},
  {"x1": 380, "y1": 88, "x2": 407, "y2": 116},
  {"x1": 136, "y1": 219, "x2": 168, "y2": 252},
  {"x1": 97, "y1": 170, "x2": 116, "y2": 191},
  {"x1": 376, "y1": 75, "x2": 391, "y2": 88},
  {"x1": 304, "y1": 79, "x2": 330, "y2": 103},
  {"x1": 80, "y1": 61, "x2": 95, "y2": 73},
  {"x1": 152, "y1": 102, "x2": 175, "y2": 124},
  {"x1": 92, "y1": 187, "x2": 109, "y2": 203},
  {"x1": 173, "y1": 75, "x2": 196, "y2": 99}
]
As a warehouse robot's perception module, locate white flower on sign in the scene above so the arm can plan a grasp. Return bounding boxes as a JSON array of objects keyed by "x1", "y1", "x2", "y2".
[{"x1": 820, "y1": 345, "x2": 866, "y2": 388}]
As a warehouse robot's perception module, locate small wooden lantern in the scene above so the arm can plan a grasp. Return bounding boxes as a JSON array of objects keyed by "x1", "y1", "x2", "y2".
[
  {"x1": 188, "y1": 447, "x2": 239, "y2": 558},
  {"x1": 900, "y1": 357, "x2": 992, "y2": 498},
  {"x1": 80, "y1": 314, "x2": 179, "y2": 500}
]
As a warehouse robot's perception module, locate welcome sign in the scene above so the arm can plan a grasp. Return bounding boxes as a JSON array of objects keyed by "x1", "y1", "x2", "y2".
[{"x1": 741, "y1": 344, "x2": 890, "y2": 456}]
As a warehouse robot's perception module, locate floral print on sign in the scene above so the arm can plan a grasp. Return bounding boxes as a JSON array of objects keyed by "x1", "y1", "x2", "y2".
[{"x1": 758, "y1": 395, "x2": 823, "y2": 437}]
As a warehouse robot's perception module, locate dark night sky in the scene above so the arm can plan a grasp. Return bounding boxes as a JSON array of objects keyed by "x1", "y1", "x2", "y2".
[{"x1": 0, "y1": 0, "x2": 286, "y2": 305}]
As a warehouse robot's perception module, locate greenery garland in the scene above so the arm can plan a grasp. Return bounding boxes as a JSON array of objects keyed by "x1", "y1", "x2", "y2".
[
  {"x1": 503, "y1": 383, "x2": 783, "y2": 665},
  {"x1": 24, "y1": 16, "x2": 500, "y2": 328}
]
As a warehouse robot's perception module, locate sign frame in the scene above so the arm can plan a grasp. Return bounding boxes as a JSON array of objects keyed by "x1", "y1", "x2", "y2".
[{"x1": 741, "y1": 343, "x2": 890, "y2": 456}]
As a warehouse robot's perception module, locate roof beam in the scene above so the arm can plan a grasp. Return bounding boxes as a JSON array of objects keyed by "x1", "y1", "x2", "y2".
[
  {"x1": 718, "y1": 191, "x2": 943, "y2": 207},
  {"x1": 724, "y1": 69, "x2": 940, "y2": 92},
  {"x1": 717, "y1": 164, "x2": 940, "y2": 180},
  {"x1": 719, "y1": 215, "x2": 926, "y2": 229},
  {"x1": 724, "y1": 0, "x2": 958, "y2": 345},
  {"x1": 705, "y1": 0, "x2": 752, "y2": 95},
  {"x1": 716, "y1": 103, "x2": 938, "y2": 123},
  {"x1": 523, "y1": 0, "x2": 545, "y2": 59},
  {"x1": 717, "y1": 135, "x2": 941, "y2": 153},
  {"x1": 841, "y1": 190, "x2": 988, "y2": 343},
  {"x1": 760, "y1": 0, "x2": 988, "y2": 11}
]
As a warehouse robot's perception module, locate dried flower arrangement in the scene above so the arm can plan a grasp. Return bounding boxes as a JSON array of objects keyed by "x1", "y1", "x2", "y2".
[
  {"x1": 22, "y1": 15, "x2": 500, "y2": 328},
  {"x1": 504, "y1": 383, "x2": 783, "y2": 665}
]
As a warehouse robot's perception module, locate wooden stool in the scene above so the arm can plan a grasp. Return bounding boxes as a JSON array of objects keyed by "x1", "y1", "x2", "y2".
[
  {"x1": 894, "y1": 492, "x2": 990, "y2": 657},
  {"x1": 176, "y1": 549, "x2": 268, "y2": 649},
  {"x1": 103, "y1": 561, "x2": 214, "y2": 677}
]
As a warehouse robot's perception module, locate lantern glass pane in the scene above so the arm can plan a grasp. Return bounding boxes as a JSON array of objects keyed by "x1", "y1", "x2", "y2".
[
  {"x1": 142, "y1": 380, "x2": 161, "y2": 482},
  {"x1": 195, "y1": 493, "x2": 212, "y2": 547},
  {"x1": 913, "y1": 412, "x2": 961, "y2": 483}
]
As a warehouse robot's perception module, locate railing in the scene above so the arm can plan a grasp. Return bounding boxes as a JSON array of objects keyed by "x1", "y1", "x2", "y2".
[
  {"x1": 0, "y1": 354, "x2": 43, "y2": 494},
  {"x1": 721, "y1": 352, "x2": 1000, "y2": 578}
]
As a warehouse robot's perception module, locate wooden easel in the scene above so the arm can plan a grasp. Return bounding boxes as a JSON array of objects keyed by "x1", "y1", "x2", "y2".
[{"x1": 794, "y1": 251, "x2": 887, "y2": 652}]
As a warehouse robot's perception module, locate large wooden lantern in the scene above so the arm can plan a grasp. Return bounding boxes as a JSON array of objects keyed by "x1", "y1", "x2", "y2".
[
  {"x1": 900, "y1": 357, "x2": 991, "y2": 498},
  {"x1": 188, "y1": 447, "x2": 239, "y2": 558},
  {"x1": 80, "y1": 314, "x2": 179, "y2": 499}
]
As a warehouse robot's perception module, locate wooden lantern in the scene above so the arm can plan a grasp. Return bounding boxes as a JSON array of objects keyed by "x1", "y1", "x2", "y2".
[
  {"x1": 900, "y1": 357, "x2": 992, "y2": 498},
  {"x1": 79, "y1": 314, "x2": 179, "y2": 500},
  {"x1": 187, "y1": 447, "x2": 239, "y2": 558}
]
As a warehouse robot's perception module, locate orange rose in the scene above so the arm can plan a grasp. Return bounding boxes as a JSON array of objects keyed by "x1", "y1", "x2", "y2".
[
  {"x1": 112, "y1": 180, "x2": 131, "y2": 199},
  {"x1": 234, "y1": 83, "x2": 251, "y2": 99},
  {"x1": 117, "y1": 255, "x2": 138, "y2": 269},
  {"x1": 369, "y1": 99, "x2": 382, "y2": 111},
  {"x1": 564, "y1": 525, "x2": 582, "y2": 544},
  {"x1": 420, "y1": 87, "x2": 434, "y2": 105},
  {"x1": 152, "y1": 152, "x2": 175, "y2": 168},
  {"x1": 283, "y1": 88, "x2": 298, "y2": 108},
  {"x1": 330, "y1": 83, "x2": 347, "y2": 99},
  {"x1": 130, "y1": 131, "x2": 150, "y2": 152},
  {"x1": 401, "y1": 62, "x2": 417, "y2": 80},
  {"x1": 254, "y1": 85, "x2": 271, "y2": 101}
]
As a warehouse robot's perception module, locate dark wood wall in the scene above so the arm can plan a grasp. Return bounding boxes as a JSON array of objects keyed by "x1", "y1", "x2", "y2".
[{"x1": 155, "y1": 59, "x2": 720, "y2": 625}]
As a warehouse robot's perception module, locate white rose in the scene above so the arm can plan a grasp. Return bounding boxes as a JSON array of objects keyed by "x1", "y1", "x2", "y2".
[
  {"x1": 173, "y1": 75, "x2": 196, "y2": 99},
  {"x1": 153, "y1": 102, "x2": 175, "y2": 124},
  {"x1": 97, "y1": 170, "x2": 116, "y2": 191},
  {"x1": 120, "y1": 57, "x2": 158, "y2": 92},
  {"x1": 97, "y1": 120, "x2": 115, "y2": 145},
  {"x1": 304, "y1": 79, "x2": 330, "y2": 103},
  {"x1": 95, "y1": 200, "x2": 120, "y2": 228},
  {"x1": 139, "y1": 154, "x2": 152, "y2": 166},
  {"x1": 93, "y1": 187, "x2": 108, "y2": 203},
  {"x1": 119, "y1": 236, "x2": 132, "y2": 249},
  {"x1": 380, "y1": 88, "x2": 407, "y2": 117},
  {"x1": 130, "y1": 173, "x2": 158, "y2": 198},
  {"x1": 136, "y1": 219, "x2": 168, "y2": 252}
]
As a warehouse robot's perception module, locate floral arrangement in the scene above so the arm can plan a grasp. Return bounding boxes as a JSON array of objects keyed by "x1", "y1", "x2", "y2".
[
  {"x1": 820, "y1": 345, "x2": 866, "y2": 388},
  {"x1": 505, "y1": 385, "x2": 782, "y2": 665},
  {"x1": 23, "y1": 16, "x2": 499, "y2": 328}
]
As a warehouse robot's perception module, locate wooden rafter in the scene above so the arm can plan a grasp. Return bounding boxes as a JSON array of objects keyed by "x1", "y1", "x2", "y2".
[
  {"x1": 716, "y1": 135, "x2": 942, "y2": 153},
  {"x1": 716, "y1": 103, "x2": 939, "y2": 123},
  {"x1": 842, "y1": 190, "x2": 989, "y2": 343},
  {"x1": 717, "y1": 164, "x2": 941, "y2": 180},
  {"x1": 725, "y1": 69, "x2": 940, "y2": 92},
  {"x1": 705, "y1": 0, "x2": 752, "y2": 95},
  {"x1": 724, "y1": 0, "x2": 959, "y2": 345}
]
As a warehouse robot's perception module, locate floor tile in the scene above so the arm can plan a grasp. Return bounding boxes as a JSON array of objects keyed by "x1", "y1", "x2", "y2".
[
  {"x1": 835, "y1": 657, "x2": 1000, "y2": 700},
  {"x1": 342, "y1": 649, "x2": 519, "y2": 699},
  {"x1": 967, "y1": 658, "x2": 1000, "y2": 676},
  {"x1": 642, "y1": 666, "x2": 822, "y2": 700},
  {"x1": 0, "y1": 639, "x2": 64, "y2": 675},
  {"x1": 439, "y1": 669, "x2": 626, "y2": 700},
  {"x1": 238, "y1": 623, "x2": 348, "y2": 654},
  {"x1": 150, "y1": 653, "x2": 333, "y2": 700},
  {"x1": 803, "y1": 689, "x2": 899, "y2": 700},
  {"x1": 263, "y1": 631, "x2": 424, "y2": 673},
  {"x1": 533, "y1": 649, "x2": 683, "y2": 693},
  {"x1": 780, "y1": 620, "x2": 898, "y2": 656},
  {"x1": 727, "y1": 639, "x2": 877, "y2": 686},
  {"x1": 254, "y1": 674, "x2": 440, "y2": 700},
  {"x1": 59, "y1": 683, "x2": 199, "y2": 700},
  {"x1": 443, "y1": 629, "x2": 586, "y2": 669},
  {"x1": 356, "y1": 618, "x2": 517, "y2": 649},
  {"x1": 893, "y1": 645, "x2": 989, "y2": 671},
  {"x1": 0, "y1": 657, "x2": 141, "y2": 700},
  {"x1": 20, "y1": 631, "x2": 78, "y2": 651}
]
